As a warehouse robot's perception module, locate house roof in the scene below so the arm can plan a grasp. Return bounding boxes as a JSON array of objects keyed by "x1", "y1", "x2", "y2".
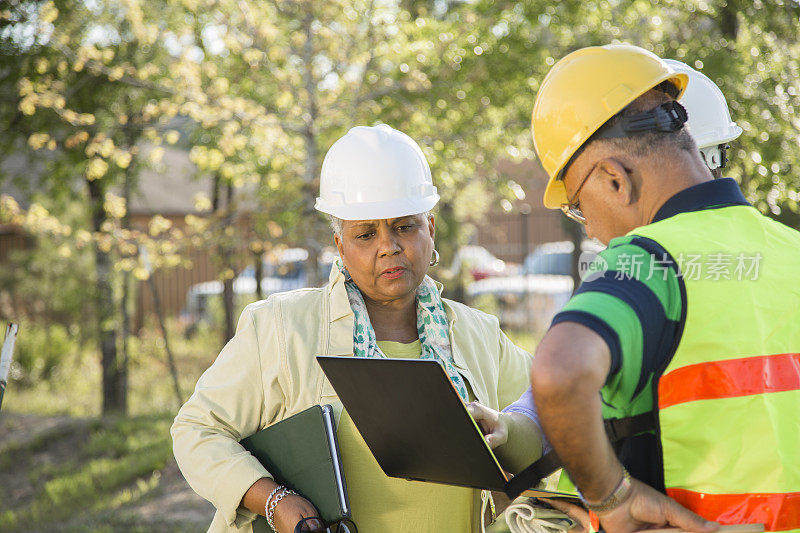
[
  {"x1": 1, "y1": 144, "x2": 256, "y2": 216},
  {"x1": 129, "y1": 145, "x2": 205, "y2": 216}
]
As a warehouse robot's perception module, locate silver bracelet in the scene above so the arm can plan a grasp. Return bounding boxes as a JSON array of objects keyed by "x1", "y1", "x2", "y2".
[
  {"x1": 265, "y1": 485, "x2": 284, "y2": 529},
  {"x1": 266, "y1": 486, "x2": 298, "y2": 530}
]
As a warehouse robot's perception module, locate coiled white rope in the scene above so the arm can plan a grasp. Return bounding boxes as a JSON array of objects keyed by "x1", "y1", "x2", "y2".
[{"x1": 505, "y1": 499, "x2": 577, "y2": 533}]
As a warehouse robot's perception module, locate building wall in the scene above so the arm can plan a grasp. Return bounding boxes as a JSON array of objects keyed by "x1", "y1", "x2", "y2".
[
  {"x1": 129, "y1": 213, "x2": 253, "y2": 332},
  {"x1": 474, "y1": 159, "x2": 570, "y2": 263}
]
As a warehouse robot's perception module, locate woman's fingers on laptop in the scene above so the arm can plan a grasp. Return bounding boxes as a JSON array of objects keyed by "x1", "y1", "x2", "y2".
[{"x1": 465, "y1": 402, "x2": 508, "y2": 448}]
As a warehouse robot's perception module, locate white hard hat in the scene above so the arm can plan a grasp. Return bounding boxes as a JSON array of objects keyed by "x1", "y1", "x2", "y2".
[
  {"x1": 315, "y1": 124, "x2": 440, "y2": 220},
  {"x1": 664, "y1": 59, "x2": 743, "y2": 170}
]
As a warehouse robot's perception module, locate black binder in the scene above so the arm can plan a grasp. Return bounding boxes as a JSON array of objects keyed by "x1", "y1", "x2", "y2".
[{"x1": 241, "y1": 404, "x2": 350, "y2": 532}]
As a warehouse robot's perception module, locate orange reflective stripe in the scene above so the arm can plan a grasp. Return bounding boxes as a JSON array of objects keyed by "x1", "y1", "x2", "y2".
[
  {"x1": 589, "y1": 511, "x2": 600, "y2": 533},
  {"x1": 659, "y1": 353, "x2": 800, "y2": 409},
  {"x1": 667, "y1": 488, "x2": 800, "y2": 531}
]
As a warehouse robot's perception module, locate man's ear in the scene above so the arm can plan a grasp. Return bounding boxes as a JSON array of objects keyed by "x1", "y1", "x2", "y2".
[
  {"x1": 427, "y1": 214, "x2": 435, "y2": 240},
  {"x1": 595, "y1": 158, "x2": 635, "y2": 206}
]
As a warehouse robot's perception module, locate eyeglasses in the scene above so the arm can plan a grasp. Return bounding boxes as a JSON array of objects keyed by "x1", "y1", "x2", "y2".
[{"x1": 560, "y1": 162, "x2": 598, "y2": 225}]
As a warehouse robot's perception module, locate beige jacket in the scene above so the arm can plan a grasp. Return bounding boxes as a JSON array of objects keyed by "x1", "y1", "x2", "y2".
[{"x1": 171, "y1": 266, "x2": 533, "y2": 532}]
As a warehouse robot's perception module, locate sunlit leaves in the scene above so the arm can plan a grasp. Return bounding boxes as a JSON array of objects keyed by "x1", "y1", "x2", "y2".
[
  {"x1": 4, "y1": 0, "x2": 800, "y2": 291},
  {"x1": 86, "y1": 158, "x2": 109, "y2": 181}
]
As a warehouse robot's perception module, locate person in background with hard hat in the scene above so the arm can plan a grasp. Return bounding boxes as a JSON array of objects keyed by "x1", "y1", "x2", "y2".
[
  {"x1": 473, "y1": 43, "x2": 800, "y2": 533},
  {"x1": 171, "y1": 124, "x2": 536, "y2": 533},
  {"x1": 663, "y1": 59, "x2": 742, "y2": 178}
]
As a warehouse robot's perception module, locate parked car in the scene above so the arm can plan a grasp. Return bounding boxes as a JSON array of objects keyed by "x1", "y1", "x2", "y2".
[
  {"x1": 183, "y1": 247, "x2": 336, "y2": 329},
  {"x1": 467, "y1": 240, "x2": 604, "y2": 331},
  {"x1": 522, "y1": 239, "x2": 604, "y2": 276},
  {"x1": 449, "y1": 245, "x2": 520, "y2": 281}
]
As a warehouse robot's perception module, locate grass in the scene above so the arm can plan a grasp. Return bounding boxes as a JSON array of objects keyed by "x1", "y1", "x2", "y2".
[
  {"x1": 0, "y1": 415, "x2": 176, "y2": 532},
  {"x1": 0, "y1": 315, "x2": 539, "y2": 532},
  {"x1": 505, "y1": 329, "x2": 541, "y2": 354},
  {"x1": 0, "y1": 317, "x2": 219, "y2": 532}
]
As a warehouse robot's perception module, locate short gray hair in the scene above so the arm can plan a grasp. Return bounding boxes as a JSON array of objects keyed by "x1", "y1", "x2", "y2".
[
  {"x1": 591, "y1": 89, "x2": 697, "y2": 158},
  {"x1": 328, "y1": 212, "x2": 432, "y2": 237},
  {"x1": 328, "y1": 215, "x2": 344, "y2": 237}
]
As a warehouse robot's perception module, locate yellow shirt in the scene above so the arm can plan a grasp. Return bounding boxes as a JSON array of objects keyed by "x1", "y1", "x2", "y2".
[{"x1": 337, "y1": 340, "x2": 475, "y2": 532}]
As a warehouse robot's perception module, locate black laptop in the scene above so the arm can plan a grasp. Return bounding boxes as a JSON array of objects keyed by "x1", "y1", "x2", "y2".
[{"x1": 316, "y1": 356, "x2": 575, "y2": 501}]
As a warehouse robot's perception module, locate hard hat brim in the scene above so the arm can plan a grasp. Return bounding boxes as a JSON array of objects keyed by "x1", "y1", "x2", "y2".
[
  {"x1": 693, "y1": 123, "x2": 743, "y2": 149},
  {"x1": 315, "y1": 194, "x2": 440, "y2": 222}
]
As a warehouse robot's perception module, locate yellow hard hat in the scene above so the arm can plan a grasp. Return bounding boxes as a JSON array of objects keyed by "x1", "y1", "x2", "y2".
[{"x1": 532, "y1": 44, "x2": 689, "y2": 209}]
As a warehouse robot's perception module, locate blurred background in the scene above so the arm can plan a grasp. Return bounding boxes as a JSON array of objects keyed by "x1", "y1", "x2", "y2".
[{"x1": 1, "y1": 0, "x2": 799, "y2": 530}]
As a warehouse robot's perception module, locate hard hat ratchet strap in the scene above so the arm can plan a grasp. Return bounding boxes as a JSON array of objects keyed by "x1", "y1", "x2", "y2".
[
  {"x1": 556, "y1": 100, "x2": 689, "y2": 182},
  {"x1": 597, "y1": 100, "x2": 688, "y2": 140}
]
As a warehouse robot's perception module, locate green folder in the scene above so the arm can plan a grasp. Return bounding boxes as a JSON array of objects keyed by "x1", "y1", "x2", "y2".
[{"x1": 241, "y1": 404, "x2": 350, "y2": 532}]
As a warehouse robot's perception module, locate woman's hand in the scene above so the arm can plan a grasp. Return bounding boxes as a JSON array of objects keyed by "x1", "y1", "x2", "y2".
[
  {"x1": 241, "y1": 478, "x2": 324, "y2": 533},
  {"x1": 272, "y1": 493, "x2": 324, "y2": 533},
  {"x1": 466, "y1": 402, "x2": 509, "y2": 449}
]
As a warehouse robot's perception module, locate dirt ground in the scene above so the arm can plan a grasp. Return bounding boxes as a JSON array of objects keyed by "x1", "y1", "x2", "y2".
[{"x1": 0, "y1": 412, "x2": 215, "y2": 532}]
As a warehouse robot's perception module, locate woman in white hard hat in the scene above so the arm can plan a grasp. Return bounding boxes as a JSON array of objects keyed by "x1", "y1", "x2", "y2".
[
  {"x1": 663, "y1": 59, "x2": 743, "y2": 178},
  {"x1": 172, "y1": 124, "x2": 537, "y2": 533}
]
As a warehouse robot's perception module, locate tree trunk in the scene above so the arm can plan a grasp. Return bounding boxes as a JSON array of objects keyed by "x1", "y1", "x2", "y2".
[
  {"x1": 119, "y1": 164, "x2": 132, "y2": 410},
  {"x1": 222, "y1": 181, "x2": 236, "y2": 343},
  {"x1": 147, "y1": 272, "x2": 184, "y2": 408},
  {"x1": 302, "y1": 11, "x2": 324, "y2": 288},
  {"x1": 718, "y1": 0, "x2": 740, "y2": 40},
  {"x1": 87, "y1": 178, "x2": 125, "y2": 416},
  {"x1": 254, "y1": 250, "x2": 264, "y2": 301}
]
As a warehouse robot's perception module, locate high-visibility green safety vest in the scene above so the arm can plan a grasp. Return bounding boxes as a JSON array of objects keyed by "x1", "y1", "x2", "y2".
[{"x1": 632, "y1": 205, "x2": 800, "y2": 532}]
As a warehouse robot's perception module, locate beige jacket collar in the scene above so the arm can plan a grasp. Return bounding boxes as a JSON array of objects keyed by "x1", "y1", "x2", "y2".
[{"x1": 327, "y1": 265, "x2": 353, "y2": 323}]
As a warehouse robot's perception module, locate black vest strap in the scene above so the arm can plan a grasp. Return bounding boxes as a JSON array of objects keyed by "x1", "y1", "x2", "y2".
[
  {"x1": 504, "y1": 449, "x2": 563, "y2": 499},
  {"x1": 503, "y1": 412, "x2": 656, "y2": 499},
  {"x1": 604, "y1": 412, "x2": 656, "y2": 442}
]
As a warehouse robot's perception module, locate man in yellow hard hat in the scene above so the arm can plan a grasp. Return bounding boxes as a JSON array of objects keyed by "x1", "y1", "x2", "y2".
[{"x1": 516, "y1": 44, "x2": 800, "y2": 533}]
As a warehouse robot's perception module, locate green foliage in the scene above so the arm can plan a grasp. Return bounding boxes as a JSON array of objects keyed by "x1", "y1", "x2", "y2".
[
  {"x1": 468, "y1": 292, "x2": 502, "y2": 320},
  {"x1": 1, "y1": 0, "x2": 799, "y2": 414},
  {"x1": 124, "y1": 315, "x2": 221, "y2": 415},
  {"x1": 11, "y1": 320, "x2": 77, "y2": 383},
  {"x1": 2, "y1": 315, "x2": 218, "y2": 416}
]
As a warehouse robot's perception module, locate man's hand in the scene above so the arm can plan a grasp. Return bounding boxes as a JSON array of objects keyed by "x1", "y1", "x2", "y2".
[
  {"x1": 540, "y1": 498, "x2": 591, "y2": 533},
  {"x1": 597, "y1": 478, "x2": 718, "y2": 533},
  {"x1": 272, "y1": 493, "x2": 324, "y2": 533},
  {"x1": 466, "y1": 402, "x2": 508, "y2": 448}
]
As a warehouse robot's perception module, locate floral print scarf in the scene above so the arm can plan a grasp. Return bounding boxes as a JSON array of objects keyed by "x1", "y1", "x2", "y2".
[{"x1": 337, "y1": 260, "x2": 469, "y2": 402}]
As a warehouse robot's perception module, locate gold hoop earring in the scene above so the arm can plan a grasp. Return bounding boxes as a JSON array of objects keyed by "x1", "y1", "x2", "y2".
[{"x1": 430, "y1": 249, "x2": 440, "y2": 266}]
